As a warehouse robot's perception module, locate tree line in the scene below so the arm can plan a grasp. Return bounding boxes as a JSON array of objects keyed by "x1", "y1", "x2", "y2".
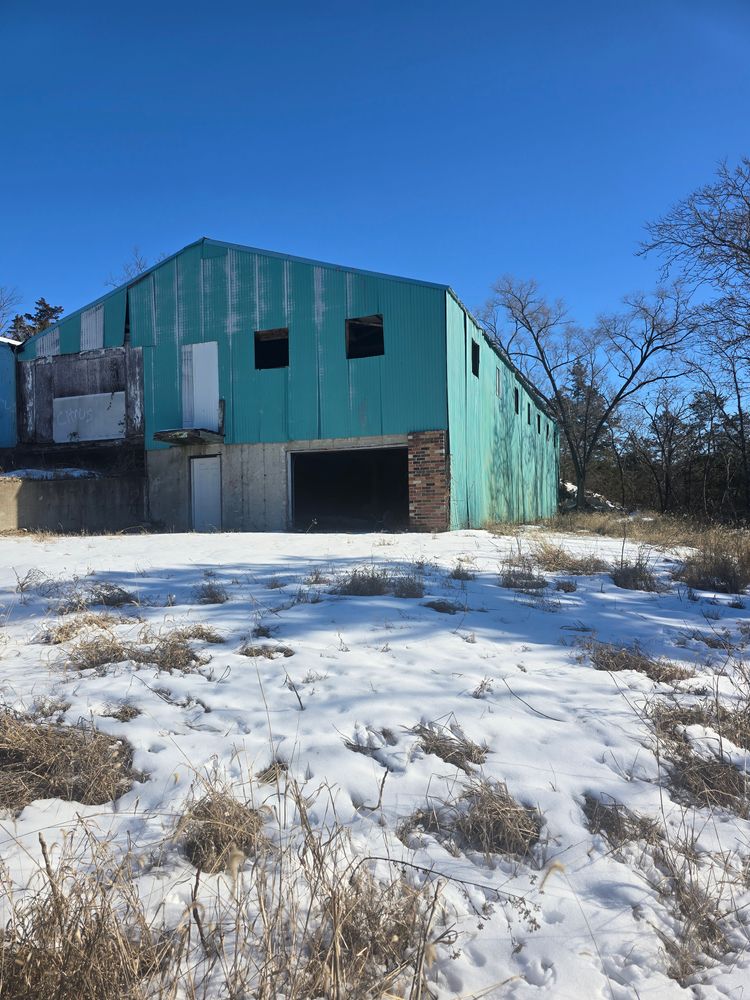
[{"x1": 481, "y1": 156, "x2": 750, "y2": 520}]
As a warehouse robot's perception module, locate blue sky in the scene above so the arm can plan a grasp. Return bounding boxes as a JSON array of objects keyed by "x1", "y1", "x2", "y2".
[{"x1": 2, "y1": 0, "x2": 749, "y2": 328}]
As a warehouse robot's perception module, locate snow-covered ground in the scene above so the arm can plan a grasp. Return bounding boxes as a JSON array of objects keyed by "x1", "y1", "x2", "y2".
[{"x1": 1, "y1": 527, "x2": 749, "y2": 998}]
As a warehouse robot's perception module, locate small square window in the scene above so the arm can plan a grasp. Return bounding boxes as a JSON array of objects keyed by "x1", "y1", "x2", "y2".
[
  {"x1": 346, "y1": 314, "x2": 384, "y2": 359},
  {"x1": 496, "y1": 367, "x2": 502, "y2": 397},
  {"x1": 514, "y1": 387, "x2": 519, "y2": 415},
  {"x1": 255, "y1": 327, "x2": 289, "y2": 369},
  {"x1": 471, "y1": 340, "x2": 480, "y2": 377}
]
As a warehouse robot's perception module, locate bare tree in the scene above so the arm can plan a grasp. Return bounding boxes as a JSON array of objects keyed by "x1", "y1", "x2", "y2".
[
  {"x1": 0, "y1": 285, "x2": 21, "y2": 337},
  {"x1": 481, "y1": 278, "x2": 694, "y2": 507},
  {"x1": 104, "y1": 247, "x2": 151, "y2": 288},
  {"x1": 641, "y1": 157, "x2": 750, "y2": 301}
]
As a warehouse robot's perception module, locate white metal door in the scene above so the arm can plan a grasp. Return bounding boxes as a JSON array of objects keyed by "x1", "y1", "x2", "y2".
[
  {"x1": 191, "y1": 456, "x2": 222, "y2": 531},
  {"x1": 182, "y1": 341, "x2": 219, "y2": 431}
]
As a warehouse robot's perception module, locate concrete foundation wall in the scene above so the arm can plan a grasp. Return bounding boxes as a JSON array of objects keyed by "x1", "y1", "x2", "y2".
[
  {"x1": 0, "y1": 477, "x2": 145, "y2": 533},
  {"x1": 147, "y1": 434, "x2": 410, "y2": 531}
]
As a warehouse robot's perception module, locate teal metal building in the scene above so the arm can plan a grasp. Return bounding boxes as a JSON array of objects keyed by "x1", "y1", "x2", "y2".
[{"x1": 15, "y1": 238, "x2": 558, "y2": 531}]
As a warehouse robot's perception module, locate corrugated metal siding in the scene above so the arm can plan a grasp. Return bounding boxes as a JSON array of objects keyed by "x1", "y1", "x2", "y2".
[
  {"x1": 446, "y1": 294, "x2": 558, "y2": 527},
  {"x1": 130, "y1": 241, "x2": 447, "y2": 450},
  {"x1": 0, "y1": 346, "x2": 17, "y2": 447},
  {"x1": 80, "y1": 304, "x2": 104, "y2": 351}
]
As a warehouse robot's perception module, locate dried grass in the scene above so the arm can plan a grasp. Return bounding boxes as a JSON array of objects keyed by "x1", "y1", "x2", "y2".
[
  {"x1": 192, "y1": 581, "x2": 229, "y2": 604},
  {"x1": 454, "y1": 778, "x2": 541, "y2": 859},
  {"x1": 0, "y1": 711, "x2": 139, "y2": 814},
  {"x1": 611, "y1": 549, "x2": 662, "y2": 592},
  {"x1": 65, "y1": 625, "x2": 218, "y2": 674},
  {"x1": 499, "y1": 557, "x2": 548, "y2": 593},
  {"x1": 449, "y1": 563, "x2": 476, "y2": 581},
  {"x1": 651, "y1": 702, "x2": 750, "y2": 816},
  {"x1": 532, "y1": 540, "x2": 608, "y2": 575},
  {"x1": 0, "y1": 835, "x2": 172, "y2": 1000},
  {"x1": 238, "y1": 642, "x2": 294, "y2": 659},
  {"x1": 410, "y1": 721, "x2": 488, "y2": 773},
  {"x1": 333, "y1": 567, "x2": 391, "y2": 596},
  {"x1": 587, "y1": 640, "x2": 693, "y2": 684},
  {"x1": 35, "y1": 612, "x2": 132, "y2": 645},
  {"x1": 178, "y1": 789, "x2": 265, "y2": 873},
  {"x1": 391, "y1": 573, "x2": 425, "y2": 599},
  {"x1": 582, "y1": 793, "x2": 660, "y2": 847},
  {"x1": 674, "y1": 530, "x2": 750, "y2": 595}
]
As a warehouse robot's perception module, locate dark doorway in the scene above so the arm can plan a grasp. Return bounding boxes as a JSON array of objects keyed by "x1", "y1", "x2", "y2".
[{"x1": 292, "y1": 447, "x2": 409, "y2": 531}]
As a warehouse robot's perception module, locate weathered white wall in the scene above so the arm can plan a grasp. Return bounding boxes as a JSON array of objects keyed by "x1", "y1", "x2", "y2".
[{"x1": 52, "y1": 391, "x2": 126, "y2": 443}]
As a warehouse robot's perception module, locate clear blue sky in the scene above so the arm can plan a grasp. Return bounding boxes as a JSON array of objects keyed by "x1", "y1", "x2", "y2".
[{"x1": 2, "y1": 0, "x2": 749, "y2": 328}]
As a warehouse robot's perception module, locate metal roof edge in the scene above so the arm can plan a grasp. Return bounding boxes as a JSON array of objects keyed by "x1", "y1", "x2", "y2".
[{"x1": 203, "y1": 238, "x2": 450, "y2": 291}]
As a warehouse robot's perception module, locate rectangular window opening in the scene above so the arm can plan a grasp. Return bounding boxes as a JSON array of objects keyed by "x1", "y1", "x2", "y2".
[
  {"x1": 537, "y1": 413, "x2": 541, "y2": 433},
  {"x1": 527, "y1": 403, "x2": 531, "y2": 425},
  {"x1": 346, "y1": 314, "x2": 384, "y2": 359},
  {"x1": 255, "y1": 327, "x2": 289, "y2": 369},
  {"x1": 495, "y1": 367, "x2": 502, "y2": 397},
  {"x1": 514, "y1": 387, "x2": 519, "y2": 414},
  {"x1": 471, "y1": 340, "x2": 480, "y2": 377},
  {"x1": 546, "y1": 422, "x2": 550, "y2": 440}
]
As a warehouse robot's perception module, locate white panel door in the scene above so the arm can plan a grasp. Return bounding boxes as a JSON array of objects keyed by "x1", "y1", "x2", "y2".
[
  {"x1": 191, "y1": 456, "x2": 222, "y2": 532},
  {"x1": 191, "y1": 341, "x2": 219, "y2": 431}
]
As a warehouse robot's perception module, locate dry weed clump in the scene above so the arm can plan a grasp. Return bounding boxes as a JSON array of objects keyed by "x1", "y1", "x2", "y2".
[
  {"x1": 238, "y1": 642, "x2": 294, "y2": 659},
  {"x1": 35, "y1": 611, "x2": 132, "y2": 645},
  {"x1": 391, "y1": 573, "x2": 425, "y2": 599},
  {"x1": 179, "y1": 789, "x2": 265, "y2": 873},
  {"x1": 674, "y1": 530, "x2": 750, "y2": 595},
  {"x1": 650, "y1": 702, "x2": 750, "y2": 816},
  {"x1": 0, "y1": 836, "x2": 172, "y2": 1000},
  {"x1": 611, "y1": 549, "x2": 662, "y2": 592},
  {"x1": 399, "y1": 779, "x2": 540, "y2": 862},
  {"x1": 256, "y1": 759, "x2": 288, "y2": 783},
  {"x1": 582, "y1": 793, "x2": 660, "y2": 847},
  {"x1": 532, "y1": 540, "x2": 608, "y2": 575},
  {"x1": 192, "y1": 580, "x2": 229, "y2": 604},
  {"x1": 87, "y1": 582, "x2": 139, "y2": 607},
  {"x1": 499, "y1": 557, "x2": 547, "y2": 593},
  {"x1": 454, "y1": 778, "x2": 541, "y2": 859},
  {"x1": 0, "y1": 711, "x2": 139, "y2": 814},
  {"x1": 410, "y1": 721, "x2": 488, "y2": 773},
  {"x1": 104, "y1": 703, "x2": 141, "y2": 723},
  {"x1": 333, "y1": 566, "x2": 391, "y2": 596},
  {"x1": 587, "y1": 640, "x2": 693, "y2": 684},
  {"x1": 449, "y1": 562, "x2": 476, "y2": 581},
  {"x1": 65, "y1": 625, "x2": 219, "y2": 675}
]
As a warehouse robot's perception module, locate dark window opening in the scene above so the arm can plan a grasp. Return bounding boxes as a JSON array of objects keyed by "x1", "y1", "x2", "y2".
[
  {"x1": 514, "y1": 387, "x2": 519, "y2": 414},
  {"x1": 292, "y1": 447, "x2": 408, "y2": 531},
  {"x1": 527, "y1": 403, "x2": 531, "y2": 424},
  {"x1": 537, "y1": 413, "x2": 541, "y2": 433},
  {"x1": 496, "y1": 367, "x2": 502, "y2": 397},
  {"x1": 471, "y1": 340, "x2": 480, "y2": 377},
  {"x1": 255, "y1": 327, "x2": 289, "y2": 369},
  {"x1": 546, "y1": 422, "x2": 550, "y2": 440},
  {"x1": 346, "y1": 314, "x2": 384, "y2": 359}
]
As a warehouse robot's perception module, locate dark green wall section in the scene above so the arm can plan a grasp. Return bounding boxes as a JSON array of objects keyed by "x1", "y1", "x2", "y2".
[
  {"x1": 446, "y1": 294, "x2": 558, "y2": 527},
  {"x1": 127, "y1": 242, "x2": 448, "y2": 449}
]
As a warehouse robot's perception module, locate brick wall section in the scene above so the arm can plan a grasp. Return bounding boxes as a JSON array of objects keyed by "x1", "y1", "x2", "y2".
[{"x1": 408, "y1": 430, "x2": 450, "y2": 532}]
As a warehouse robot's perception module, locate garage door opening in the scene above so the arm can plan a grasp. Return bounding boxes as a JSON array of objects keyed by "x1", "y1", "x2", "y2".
[{"x1": 292, "y1": 447, "x2": 408, "y2": 531}]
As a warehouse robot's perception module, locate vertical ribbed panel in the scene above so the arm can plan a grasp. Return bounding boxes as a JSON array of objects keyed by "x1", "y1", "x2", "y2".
[
  {"x1": 80, "y1": 304, "x2": 104, "y2": 351},
  {"x1": 446, "y1": 294, "x2": 558, "y2": 527}
]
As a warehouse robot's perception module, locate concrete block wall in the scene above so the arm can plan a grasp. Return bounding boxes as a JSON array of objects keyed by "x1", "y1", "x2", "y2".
[
  {"x1": 407, "y1": 430, "x2": 450, "y2": 532},
  {"x1": 0, "y1": 476, "x2": 145, "y2": 533}
]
